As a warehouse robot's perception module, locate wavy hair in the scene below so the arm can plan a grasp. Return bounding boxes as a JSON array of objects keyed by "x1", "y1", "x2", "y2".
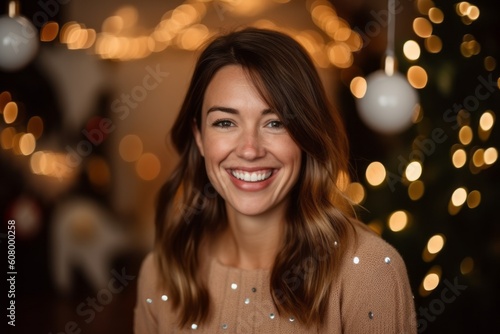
[{"x1": 155, "y1": 27, "x2": 355, "y2": 328}]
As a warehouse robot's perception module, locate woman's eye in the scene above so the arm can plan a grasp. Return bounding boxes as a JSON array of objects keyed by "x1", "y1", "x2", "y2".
[
  {"x1": 212, "y1": 120, "x2": 234, "y2": 128},
  {"x1": 266, "y1": 120, "x2": 284, "y2": 129}
]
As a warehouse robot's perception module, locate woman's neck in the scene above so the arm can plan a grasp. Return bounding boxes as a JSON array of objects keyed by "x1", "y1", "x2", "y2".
[{"x1": 212, "y1": 204, "x2": 286, "y2": 270}]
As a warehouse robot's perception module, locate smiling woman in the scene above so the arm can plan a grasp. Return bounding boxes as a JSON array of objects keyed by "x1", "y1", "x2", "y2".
[{"x1": 134, "y1": 28, "x2": 417, "y2": 333}]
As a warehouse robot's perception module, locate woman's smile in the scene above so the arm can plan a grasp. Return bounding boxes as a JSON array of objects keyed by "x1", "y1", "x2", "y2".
[
  {"x1": 225, "y1": 167, "x2": 280, "y2": 193},
  {"x1": 229, "y1": 168, "x2": 274, "y2": 183}
]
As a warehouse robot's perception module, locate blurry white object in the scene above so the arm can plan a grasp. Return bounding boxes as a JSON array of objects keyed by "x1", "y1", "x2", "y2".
[
  {"x1": 356, "y1": 70, "x2": 418, "y2": 134},
  {"x1": 355, "y1": 0, "x2": 419, "y2": 135},
  {"x1": 51, "y1": 197, "x2": 129, "y2": 293},
  {"x1": 0, "y1": 2, "x2": 39, "y2": 71},
  {"x1": 37, "y1": 46, "x2": 107, "y2": 133}
]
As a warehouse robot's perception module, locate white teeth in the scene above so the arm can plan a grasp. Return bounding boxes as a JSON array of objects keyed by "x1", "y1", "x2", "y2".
[{"x1": 231, "y1": 170, "x2": 272, "y2": 182}]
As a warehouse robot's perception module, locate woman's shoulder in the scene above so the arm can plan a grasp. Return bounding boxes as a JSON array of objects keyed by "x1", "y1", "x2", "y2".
[
  {"x1": 343, "y1": 219, "x2": 407, "y2": 272},
  {"x1": 336, "y1": 219, "x2": 414, "y2": 301},
  {"x1": 137, "y1": 251, "x2": 160, "y2": 293},
  {"x1": 331, "y1": 220, "x2": 417, "y2": 331}
]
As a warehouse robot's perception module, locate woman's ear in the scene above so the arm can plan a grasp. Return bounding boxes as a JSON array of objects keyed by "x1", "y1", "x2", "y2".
[{"x1": 192, "y1": 119, "x2": 204, "y2": 157}]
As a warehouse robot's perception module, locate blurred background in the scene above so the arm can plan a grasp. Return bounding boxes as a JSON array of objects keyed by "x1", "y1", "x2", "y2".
[{"x1": 0, "y1": 0, "x2": 498, "y2": 333}]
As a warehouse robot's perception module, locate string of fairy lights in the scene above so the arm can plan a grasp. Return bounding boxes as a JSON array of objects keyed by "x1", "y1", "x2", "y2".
[
  {"x1": 39, "y1": 0, "x2": 363, "y2": 67},
  {"x1": 0, "y1": 0, "x2": 498, "y2": 300}
]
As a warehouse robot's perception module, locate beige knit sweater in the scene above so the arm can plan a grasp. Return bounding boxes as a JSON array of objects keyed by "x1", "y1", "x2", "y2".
[{"x1": 134, "y1": 223, "x2": 417, "y2": 333}]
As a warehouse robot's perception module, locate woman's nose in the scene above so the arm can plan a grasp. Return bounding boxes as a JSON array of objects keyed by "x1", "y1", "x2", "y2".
[{"x1": 235, "y1": 129, "x2": 265, "y2": 160}]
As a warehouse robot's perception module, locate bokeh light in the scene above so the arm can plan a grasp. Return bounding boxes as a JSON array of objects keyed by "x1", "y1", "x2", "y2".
[
  {"x1": 484, "y1": 147, "x2": 498, "y2": 165},
  {"x1": 3, "y1": 101, "x2": 18, "y2": 124},
  {"x1": 451, "y1": 187, "x2": 467, "y2": 207},
  {"x1": 365, "y1": 161, "x2": 386, "y2": 186},
  {"x1": 472, "y1": 148, "x2": 484, "y2": 167},
  {"x1": 30, "y1": 151, "x2": 74, "y2": 179},
  {"x1": 417, "y1": 0, "x2": 434, "y2": 15},
  {"x1": 460, "y1": 34, "x2": 480, "y2": 57},
  {"x1": 460, "y1": 257, "x2": 474, "y2": 275},
  {"x1": 119, "y1": 134, "x2": 143, "y2": 162},
  {"x1": 424, "y1": 35, "x2": 442, "y2": 53},
  {"x1": 427, "y1": 234, "x2": 445, "y2": 254},
  {"x1": 403, "y1": 40, "x2": 421, "y2": 61},
  {"x1": 388, "y1": 211, "x2": 408, "y2": 232},
  {"x1": 350, "y1": 76, "x2": 367, "y2": 98},
  {"x1": 27, "y1": 116, "x2": 44, "y2": 139},
  {"x1": 458, "y1": 126, "x2": 473, "y2": 145},
  {"x1": 413, "y1": 17, "x2": 433, "y2": 38},
  {"x1": 408, "y1": 180, "x2": 425, "y2": 200},
  {"x1": 344, "y1": 182, "x2": 365, "y2": 204},
  {"x1": 405, "y1": 161, "x2": 422, "y2": 182},
  {"x1": 428, "y1": 7, "x2": 444, "y2": 23},
  {"x1": 407, "y1": 66, "x2": 428, "y2": 89},
  {"x1": 0, "y1": 91, "x2": 11, "y2": 111},
  {"x1": 41, "y1": 21, "x2": 59, "y2": 42},
  {"x1": 19, "y1": 133, "x2": 36, "y2": 156},
  {"x1": 452, "y1": 148, "x2": 467, "y2": 168},
  {"x1": 484, "y1": 56, "x2": 496, "y2": 71},
  {"x1": 423, "y1": 272, "x2": 440, "y2": 291},
  {"x1": 136, "y1": 153, "x2": 161, "y2": 181},
  {"x1": 466, "y1": 190, "x2": 481, "y2": 209},
  {"x1": 1, "y1": 127, "x2": 16, "y2": 150},
  {"x1": 479, "y1": 111, "x2": 494, "y2": 131}
]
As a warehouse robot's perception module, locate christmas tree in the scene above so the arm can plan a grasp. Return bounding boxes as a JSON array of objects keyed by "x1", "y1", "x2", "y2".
[{"x1": 341, "y1": 1, "x2": 500, "y2": 332}]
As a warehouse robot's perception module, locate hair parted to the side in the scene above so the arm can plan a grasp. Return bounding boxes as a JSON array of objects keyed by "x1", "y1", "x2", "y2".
[{"x1": 155, "y1": 27, "x2": 356, "y2": 328}]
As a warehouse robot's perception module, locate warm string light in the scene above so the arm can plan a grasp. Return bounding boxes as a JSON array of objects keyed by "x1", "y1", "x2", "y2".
[{"x1": 37, "y1": 0, "x2": 362, "y2": 66}]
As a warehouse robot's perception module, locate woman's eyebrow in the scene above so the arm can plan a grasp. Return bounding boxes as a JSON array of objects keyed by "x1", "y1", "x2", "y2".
[
  {"x1": 207, "y1": 106, "x2": 274, "y2": 115},
  {"x1": 207, "y1": 106, "x2": 238, "y2": 114}
]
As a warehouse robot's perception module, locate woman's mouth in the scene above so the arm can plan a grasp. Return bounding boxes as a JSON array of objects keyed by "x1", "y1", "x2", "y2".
[{"x1": 230, "y1": 169, "x2": 273, "y2": 182}]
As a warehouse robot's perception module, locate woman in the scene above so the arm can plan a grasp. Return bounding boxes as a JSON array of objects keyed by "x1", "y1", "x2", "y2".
[{"x1": 134, "y1": 28, "x2": 417, "y2": 333}]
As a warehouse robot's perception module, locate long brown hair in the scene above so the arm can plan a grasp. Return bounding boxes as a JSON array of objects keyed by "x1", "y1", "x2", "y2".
[{"x1": 155, "y1": 27, "x2": 355, "y2": 328}]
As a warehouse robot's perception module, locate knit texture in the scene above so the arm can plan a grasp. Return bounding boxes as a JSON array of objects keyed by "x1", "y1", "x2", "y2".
[{"x1": 134, "y1": 222, "x2": 417, "y2": 333}]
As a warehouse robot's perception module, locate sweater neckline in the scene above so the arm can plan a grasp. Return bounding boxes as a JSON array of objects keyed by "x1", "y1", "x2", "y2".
[{"x1": 210, "y1": 256, "x2": 271, "y2": 275}]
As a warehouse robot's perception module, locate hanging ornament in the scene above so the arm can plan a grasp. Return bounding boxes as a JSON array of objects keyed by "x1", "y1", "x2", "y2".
[
  {"x1": 0, "y1": 1, "x2": 39, "y2": 71},
  {"x1": 356, "y1": 0, "x2": 419, "y2": 135}
]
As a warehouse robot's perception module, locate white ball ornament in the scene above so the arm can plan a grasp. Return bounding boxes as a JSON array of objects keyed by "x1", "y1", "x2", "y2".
[
  {"x1": 356, "y1": 70, "x2": 419, "y2": 134},
  {"x1": 0, "y1": 14, "x2": 39, "y2": 71}
]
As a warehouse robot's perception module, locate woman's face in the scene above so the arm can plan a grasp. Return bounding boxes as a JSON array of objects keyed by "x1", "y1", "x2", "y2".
[{"x1": 193, "y1": 65, "x2": 302, "y2": 218}]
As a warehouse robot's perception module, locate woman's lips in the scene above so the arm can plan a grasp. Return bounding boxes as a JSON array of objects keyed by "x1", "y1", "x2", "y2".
[
  {"x1": 230, "y1": 169, "x2": 273, "y2": 182},
  {"x1": 226, "y1": 168, "x2": 278, "y2": 191}
]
